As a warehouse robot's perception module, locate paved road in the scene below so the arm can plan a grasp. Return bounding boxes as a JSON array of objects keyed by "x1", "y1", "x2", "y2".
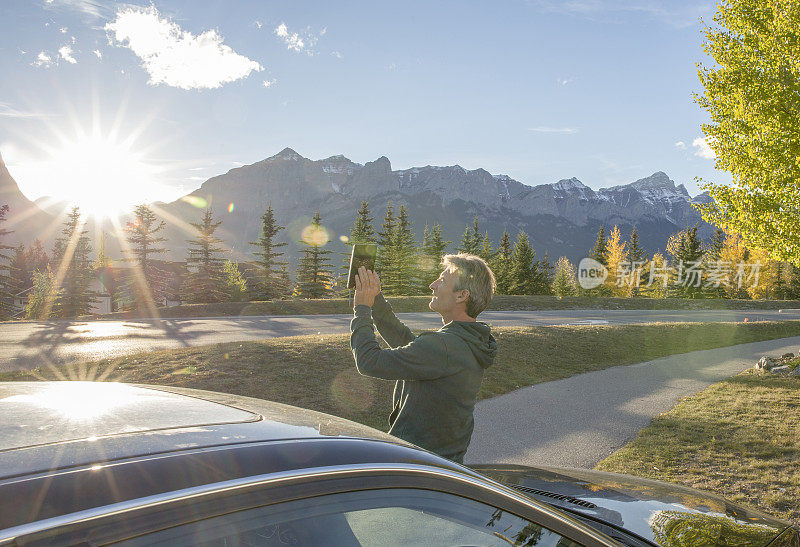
[
  {"x1": 2, "y1": 308, "x2": 799, "y2": 371},
  {"x1": 465, "y1": 335, "x2": 800, "y2": 468}
]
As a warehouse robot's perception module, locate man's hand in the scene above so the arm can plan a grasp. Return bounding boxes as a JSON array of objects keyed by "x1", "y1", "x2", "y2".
[{"x1": 354, "y1": 266, "x2": 381, "y2": 308}]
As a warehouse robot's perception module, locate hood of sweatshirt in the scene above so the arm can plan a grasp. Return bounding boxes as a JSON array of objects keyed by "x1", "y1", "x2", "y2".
[{"x1": 439, "y1": 321, "x2": 497, "y2": 369}]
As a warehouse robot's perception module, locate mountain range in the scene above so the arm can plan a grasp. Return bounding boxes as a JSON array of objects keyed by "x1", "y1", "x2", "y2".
[{"x1": 0, "y1": 148, "x2": 714, "y2": 265}]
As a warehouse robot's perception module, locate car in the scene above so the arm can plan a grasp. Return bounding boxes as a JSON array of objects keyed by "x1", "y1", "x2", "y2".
[{"x1": 0, "y1": 381, "x2": 797, "y2": 546}]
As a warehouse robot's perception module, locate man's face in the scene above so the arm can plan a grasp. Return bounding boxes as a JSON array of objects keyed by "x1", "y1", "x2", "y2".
[{"x1": 429, "y1": 267, "x2": 466, "y2": 315}]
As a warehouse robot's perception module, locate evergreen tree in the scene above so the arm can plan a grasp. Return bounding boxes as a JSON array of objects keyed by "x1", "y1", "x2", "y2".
[
  {"x1": 627, "y1": 226, "x2": 646, "y2": 263},
  {"x1": 589, "y1": 225, "x2": 608, "y2": 266},
  {"x1": 0, "y1": 204, "x2": 13, "y2": 318},
  {"x1": 389, "y1": 205, "x2": 418, "y2": 295},
  {"x1": 221, "y1": 260, "x2": 248, "y2": 302},
  {"x1": 703, "y1": 228, "x2": 728, "y2": 298},
  {"x1": 626, "y1": 226, "x2": 647, "y2": 297},
  {"x1": 552, "y1": 256, "x2": 577, "y2": 297},
  {"x1": 350, "y1": 200, "x2": 377, "y2": 244},
  {"x1": 376, "y1": 201, "x2": 396, "y2": 284},
  {"x1": 533, "y1": 251, "x2": 554, "y2": 295},
  {"x1": 124, "y1": 204, "x2": 169, "y2": 307},
  {"x1": 420, "y1": 223, "x2": 450, "y2": 292},
  {"x1": 9, "y1": 240, "x2": 48, "y2": 297},
  {"x1": 295, "y1": 210, "x2": 334, "y2": 298},
  {"x1": 479, "y1": 231, "x2": 496, "y2": 262},
  {"x1": 25, "y1": 267, "x2": 61, "y2": 320},
  {"x1": 457, "y1": 215, "x2": 482, "y2": 254},
  {"x1": 184, "y1": 208, "x2": 227, "y2": 303},
  {"x1": 250, "y1": 203, "x2": 288, "y2": 300},
  {"x1": 340, "y1": 201, "x2": 376, "y2": 296},
  {"x1": 376, "y1": 202, "x2": 399, "y2": 293},
  {"x1": 509, "y1": 231, "x2": 537, "y2": 295},
  {"x1": 51, "y1": 206, "x2": 95, "y2": 317},
  {"x1": 492, "y1": 229, "x2": 514, "y2": 294},
  {"x1": 667, "y1": 225, "x2": 705, "y2": 298}
]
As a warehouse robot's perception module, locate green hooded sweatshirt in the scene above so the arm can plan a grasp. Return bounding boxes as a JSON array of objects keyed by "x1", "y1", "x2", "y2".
[{"x1": 350, "y1": 294, "x2": 497, "y2": 463}]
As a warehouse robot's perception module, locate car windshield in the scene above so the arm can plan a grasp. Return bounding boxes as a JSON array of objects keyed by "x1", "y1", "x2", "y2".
[{"x1": 1, "y1": 0, "x2": 798, "y2": 543}]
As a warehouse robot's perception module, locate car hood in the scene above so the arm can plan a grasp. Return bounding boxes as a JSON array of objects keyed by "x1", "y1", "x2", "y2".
[{"x1": 472, "y1": 464, "x2": 791, "y2": 546}]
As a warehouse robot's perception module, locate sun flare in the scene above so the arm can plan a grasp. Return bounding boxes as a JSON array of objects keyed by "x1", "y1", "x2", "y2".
[{"x1": 37, "y1": 135, "x2": 163, "y2": 218}]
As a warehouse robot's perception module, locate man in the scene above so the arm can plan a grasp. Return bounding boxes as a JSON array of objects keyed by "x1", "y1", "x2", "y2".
[{"x1": 350, "y1": 253, "x2": 497, "y2": 463}]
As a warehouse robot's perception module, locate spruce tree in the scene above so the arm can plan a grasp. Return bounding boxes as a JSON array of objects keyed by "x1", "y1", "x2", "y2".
[
  {"x1": 390, "y1": 205, "x2": 419, "y2": 295},
  {"x1": 295, "y1": 210, "x2": 334, "y2": 298},
  {"x1": 703, "y1": 227, "x2": 728, "y2": 298},
  {"x1": 184, "y1": 208, "x2": 227, "y2": 303},
  {"x1": 668, "y1": 225, "x2": 705, "y2": 298},
  {"x1": 420, "y1": 223, "x2": 450, "y2": 292},
  {"x1": 509, "y1": 231, "x2": 536, "y2": 295},
  {"x1": 552, "y1": 256, "x2": 577, "y2": 297},
  {"x1": 376, "y1": 202, "x2": 397, "y2": 293},
  {"x1": 590, "y1": 225, "x2": 608, "y2": 266},
  {"x1": 340, "y1": 201, "x2": 376, "y2": 296},
  {"x1": 124, "y1": 204, "x2": 168, "y2": 308},
  {"x1": 492, "y1": 229, "x2": 514, "y2": 294},
  {"x1": 479, "y1": 231, "x2": 496, "y2": 262},
  {"x1": 457, "y1": 215, "x2": 482, "y2": 254},
  {"x1": 0, "y1": 205, "x2": 13, "y2": 318},
  {"x1": 52, "y1": 206, "x2": 95, "y2": 317},
  {"x1": 250, "y1": 203, "x2": 288, "y2": 300},
  {"x1": 534, "y1": 251, "x2": 554, "y2": 295},
  {"x1": 626, "y1": 226, "x2": 646, "y2": 296}
]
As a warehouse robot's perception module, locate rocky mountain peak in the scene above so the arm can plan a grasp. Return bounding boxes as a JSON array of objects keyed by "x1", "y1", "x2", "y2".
[
  {"x1": 269, "y1": 147, "x2": 304, "y2": 162},
  {"x1": 551, "y1": 177, "x2": 588, "y2": 191}
]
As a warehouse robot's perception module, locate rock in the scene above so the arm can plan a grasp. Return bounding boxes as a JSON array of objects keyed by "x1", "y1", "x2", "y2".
[
  {"x1": 770, "y1": 365, "x2": 791, "y2": 374},
  {"x1": 757, "y1": 356, "x2": 776, "y2": 370},
  {"x1": 782, "y1": 352, "x2": 795, "y2": 359}
]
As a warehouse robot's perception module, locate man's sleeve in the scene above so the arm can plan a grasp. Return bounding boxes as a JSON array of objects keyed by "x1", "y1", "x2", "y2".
[
  {"x1": 351, "y1": 305, "x2": 453, "y2": 381},
  {"x1": 371, "y1": 293, "x2": 416, "y2": 348}
]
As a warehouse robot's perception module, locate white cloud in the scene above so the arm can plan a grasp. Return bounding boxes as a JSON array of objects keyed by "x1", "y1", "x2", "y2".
[
  {"x1": 93, "y1": 49, "x2": 102, "y2": 59},
  {"x1": 274, "y1": 22, "x2": 321, "y2": 55},
  {"x1": 105, "y1": 6, "x2": 264, "y2": 90},
  {"x1": 34, "y1": 51, "x2": 53, "y2": 67},
  {"x1": 692, "y1": 136, "x2": 715, "y2": 159},
  {"x1": 262, "y1": 78, "x2": 276, "y2": 88},
  {"x1": 674, "y1": 141, "x2": 686, "y2": 150},
  {"x1": 59, "y1": 45, "x2": 77, "y2": 64},
  {"x1": 528, "y1": 126, "x2": 578, "y2": 134},
  {"x1": 275, "y1": 22, "x2": 305, "y2": 52},
  {"x1": 331, "y1": 50, "x2": 343, "y2": 59},
  {"x1": 43, "y1": 0, "x2": 105, "y2": 19}
]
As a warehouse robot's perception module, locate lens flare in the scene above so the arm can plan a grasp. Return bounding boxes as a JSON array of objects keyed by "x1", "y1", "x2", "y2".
[
  {"x1": 301, "y1": 224, "x2": 330, "y2": 246},
  {"x1": 339, "y1": 235, "x2": 349, "y2": 243},
  {"x1": 227, "y1": 202, "x2": 235, "y2": 213},
  {"x1": 181, "y1": 195, "x2": 208, "y2": 208}
]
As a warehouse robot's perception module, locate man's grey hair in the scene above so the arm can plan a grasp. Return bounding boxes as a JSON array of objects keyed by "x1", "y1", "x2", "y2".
[{"x1": 441, "y1": 253, "x2": 496, "y2": 318}]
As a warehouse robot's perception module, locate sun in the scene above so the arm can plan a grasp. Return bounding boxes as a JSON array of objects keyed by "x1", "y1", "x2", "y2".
[{"x1": 40, "y1": 134, "x2": 163, "y2": 218}]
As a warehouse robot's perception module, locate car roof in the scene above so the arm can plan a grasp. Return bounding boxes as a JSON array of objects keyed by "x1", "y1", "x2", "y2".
[{"x1": 0, "y1": 382, "x2": 405, "y2": 479}]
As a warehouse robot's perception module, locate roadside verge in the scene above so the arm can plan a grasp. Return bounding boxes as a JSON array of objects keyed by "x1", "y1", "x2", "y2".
[{"x1": 595, "y1": 369, "x2": 800, "y2": 525}]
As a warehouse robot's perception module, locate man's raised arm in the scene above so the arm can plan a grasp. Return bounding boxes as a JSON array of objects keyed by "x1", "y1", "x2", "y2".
[{"x1": 371, "y1": 293, "x2": 416, "y2": 348}]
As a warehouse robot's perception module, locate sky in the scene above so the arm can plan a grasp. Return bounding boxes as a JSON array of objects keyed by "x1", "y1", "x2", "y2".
[{"x1": 0, "y1": 0, "x2": 728, "y2": 214}]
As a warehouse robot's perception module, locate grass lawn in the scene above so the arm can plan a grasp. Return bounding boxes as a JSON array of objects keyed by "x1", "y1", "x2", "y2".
[
  {"x1": 596, "y1": 371, "x2": 800, "y2": 524},
  {"x1": 85, "y1": 294, "x2": 800, "y2": 320},
  {"x1": 3, "y1": 321, "x2": 800, "y2": 434}
]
